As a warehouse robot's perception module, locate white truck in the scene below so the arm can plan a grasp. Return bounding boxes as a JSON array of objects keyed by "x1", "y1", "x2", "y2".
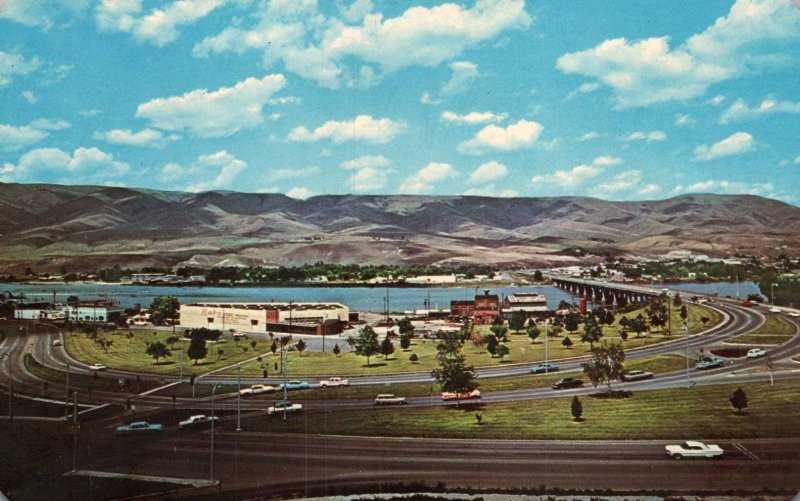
[
  {"x1": 319, "y1": 377, "x2": 350, "y2": 388},
  {"x1": 665, "y1": 441, "x2": 724, "y2": 459}
]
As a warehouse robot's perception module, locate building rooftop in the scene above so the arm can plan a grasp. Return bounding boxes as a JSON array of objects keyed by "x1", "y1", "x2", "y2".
[{"x1": 184, "y1": 302, "x2": 347, "y2": 312}]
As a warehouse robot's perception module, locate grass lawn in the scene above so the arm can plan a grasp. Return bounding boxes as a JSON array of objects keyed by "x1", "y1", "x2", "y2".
[
  {"x1": 730, "y1": 315, "x2": 797, "y2": 345},
  {"x1": 23, "y1": 354, "x2": 160, "y2": 395},
  {"x1": 64, "y1": 304, "x2": 719, "y2": 379},
  {"x1": 64, "y1": 328, "x2": 271, "y2": 375},
  {"x1": 246, "y1": 379, "x2": 800, "y2": 440}
]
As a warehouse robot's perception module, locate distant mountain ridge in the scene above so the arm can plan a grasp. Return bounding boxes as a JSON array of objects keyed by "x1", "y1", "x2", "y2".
[{"x1": 1, "y1": 182, "x2": 798, "y2": 273}]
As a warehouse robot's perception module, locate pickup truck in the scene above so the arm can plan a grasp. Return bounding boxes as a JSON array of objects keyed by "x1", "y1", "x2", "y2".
[
  {"x1": 319, "y1": 377, "x2": 350, "y2": 388},
  {"x1": 374, "y1": 394, "x2": 408, "y2": 405},
  {"x1": 239, "y1": 384, "x2": 276, "y2": 396},
  {"x1": 267, "y1": 400, "x2": 303, "y2": 416},
  {"x1": 665, "y1": 441, "x2": 724, "y2": 459},
  {"x1": 178, "y1": 414, "x2": 219, "y2": 429}
]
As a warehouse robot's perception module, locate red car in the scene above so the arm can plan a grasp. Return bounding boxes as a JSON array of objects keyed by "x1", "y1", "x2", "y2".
[{"x1": 441, "y1": 389, "x2": 482, "y2": 401}]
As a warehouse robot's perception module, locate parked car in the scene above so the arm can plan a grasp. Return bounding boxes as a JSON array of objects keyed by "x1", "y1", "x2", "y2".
[
  {"x1": 116, "y1": 420, "x2": 163, "y2": 434},
  {"x1": 319, "y1": 377, "x2": 350, "y2": 388},
  {"x1": 441, "y1": 389, "x2": 481, "y2": 401},
  {"x1": 374, "y1": 394, "x2": 408, "y2": 405},
  {"x1": 695, "y1": 357, "x2": 724, "y2": 370},
  {"x1": 621, "y1": 370, "x2": 654, "y2": 382},
  {"x1": 239, "y1": 384, "x2": 276, "y2": 396},
  {"x1": 747, "y1": 348, "x2": 767, "y2": 358},
  {"x1": 665, "y1": 440, "x2": 724, "y2": 459},
  {"x1": 52, "y1": 338, "x2": 62, "y2": 346},
  {"x1": 530, "y1": 363, "x2": 559, "y2": 374},
  {"x1": 178, "y1": 414, "x2": 219, "y2": 429},
  {"x1": 278, "y1": 380, "x2": 311, "y2": 391},
  {"x1": 88, "y1": 363, "x2": 107, "y2": 371},
  {"x1": 552, "y1": 377, "x2": 583, "y2": 390},
  {"x1": 267, "y1": 400, "x2": 303, "y2": 416}
]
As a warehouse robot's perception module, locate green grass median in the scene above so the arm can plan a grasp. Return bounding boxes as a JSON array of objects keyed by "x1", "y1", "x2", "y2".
[
  {"x1": 731, "y1": 314, "x2": 797, "y2": 345},
  {"x1": 246, "y1": 379, "x2": 800, "y2": 440}
]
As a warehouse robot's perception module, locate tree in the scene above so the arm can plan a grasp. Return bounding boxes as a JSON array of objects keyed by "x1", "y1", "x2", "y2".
[
  {"x1": 548, "y1": 324, "x2": 563, "y2": 338},
  {"x1": 620, "y1": 330, "x2": 628, "y2": 342},
  {"x1": 332, "y1": 343, "x2": 341, "y2": 356},
  {"x1": 490, "y1": 323, "x2": 508, "y2": 342},
  {"x1": 730, "y1": 387, "x2": 748, "y2": 414},
  {"x1": 217, "y1": 348, "x2": 225, "y2": 360},
  {"x1": 629, "y1": 314, "x2": 648, "y2": 338},
  {"x1": 187, "y1": 336, "x2": 208, "y2": 365},
  {"x1": 582, "y1": 342, "x2": 625, "y2": 394},
  {"x1": 646, "y1": 295, "x2": 668, "y2": 336},
  {"x1": 126, "y1": 331, "x2": 135, "y2": 344},
  {"x1": 146, "y1": 341, "x2": 171, "y2": 364},
  {"x1": 149, "y1": 296, "x2": 179, "y2": 326},
  {"x1": 496, "y1": 343, "x2": 510, "y2": 362},
  {"x1": 431, "y1": 331, "x2": 477, "y2": 407},
  {"x1": 533, "y1": 269, "x2": 543, "y2": 281},
  {"x1": 564, "y1": 313, "x2": 579, "y2": 334},
  {"x1": 380, "y1": 336, "x2": 395, "y2": 360},
  {"x1": 527, "y1": 322, "x2": 540, "y2": 343},
  {"x1": 409, "y1": 353, "x2": 419, "y2": 364},
  {"x1": 571, "y1": 395, "x2": 583, "y2": 421},
  {"x1": 165, "y1": 336, "x2": 179, "y2": 349},
  {"x1": 296, "y1": 338, "x2": 307, "y2": 356},
  {"x1": 270, "y1": 340, "x2": 278, "y2": 356},
  {"x1": 400, "y1": 332, "x2": 412, "y2": 351},
  {"x1": 680, "y1": 304, "x2": 688, "y2": 322},
  {"x1": 562, "y1": 336, "x2": 573, "y2": 348},
  {"x1": 509, "y1": 311, "x2": 526, "y2": 333},
  {"x1": 673, "y1": 293, "x2": 682, "y2": 307},
  {"x1": 349, "y1": 325, "x2": 380, "y2": 367},
  {"x1": 250, "y1": 339, "x2": 257, "y2": 351},
  {"x1": 396, "y1": 317, "x2": 415, "y2": 337},
  {"x1": 581, "y1": 316, "x2": 603, "y2": 349},
  {"x1": 486, "y1": 334, "x2": 498, "y2": 357}
]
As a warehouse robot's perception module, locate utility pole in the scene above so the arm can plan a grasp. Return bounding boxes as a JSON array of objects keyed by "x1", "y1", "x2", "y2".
[
  {"x1": 282, "y1": 346, "x2": 289, "y2": 420},
  {"x1": 684, "y1": 321, "x2": 691, "y2": 388},
  {"x1": 544, "y1": 322, "x2": 549, "y2": 375},
  {"x1": 72, "y1": 391, "x2": 78, "y2": 472},
  {"x1": 236, "y1": 363, "x2": 242, "y2": 432},
  {"x1": 64, "y1": 362, "x2": 70, "y2": 419},
  {"x1": 210, "y1": 383, "x2": 220, "y2": 482}
]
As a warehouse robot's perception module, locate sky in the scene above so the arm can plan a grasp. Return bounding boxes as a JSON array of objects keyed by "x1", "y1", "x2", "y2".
[{"x1": 1, "y1": 0, "x2": 799, "y2": 203}]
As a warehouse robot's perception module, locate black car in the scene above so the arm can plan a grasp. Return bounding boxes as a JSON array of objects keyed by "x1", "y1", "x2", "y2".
[{"x1": 552, "y1": 377, "x2": 583, "y2": 390}]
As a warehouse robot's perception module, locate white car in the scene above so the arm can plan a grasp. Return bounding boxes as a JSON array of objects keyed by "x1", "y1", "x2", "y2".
[
  {"x1": 239, "y1": 384, "x2": 276, "y2": 396},
  {"x1": 178, "y1": 414, "x2": 219, "y2": 429},
  {"x1": 789, "y1": 312, "x2": 800, "y2": 318},
  {"x1": 769, "y1": 307, "x2": 781, "y2": 313},
  {"x1": 374, "y1": 394, "x2": 408, "y2": 405},
  {"x1": 621, "y1": 370, "x2": 654, "y2": 382},
  {"x1": 665, "y1": 440, "x2": 724, "y2": 459},
  {"x1": 88, "y1": 363, "x2": 107, "y2": 371},
  {"x1": 267, "y1": 400, "x2": 303, "y2": 416},
  {"x1": 319, "y1": 377, "x2": 350, "y2": 387},
  {"x1": 747, "y1": 348, "x2": 767, "y2": 358}
]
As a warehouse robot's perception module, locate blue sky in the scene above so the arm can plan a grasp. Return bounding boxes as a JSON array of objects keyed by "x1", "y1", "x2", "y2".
[{"x1": 1, "y1": 0, "x2": 799, "y2": 203}]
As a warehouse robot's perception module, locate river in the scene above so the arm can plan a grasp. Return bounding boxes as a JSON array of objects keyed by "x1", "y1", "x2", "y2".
[{"x1": 1, "y1": 281, "x2": 761, "y2": 312}]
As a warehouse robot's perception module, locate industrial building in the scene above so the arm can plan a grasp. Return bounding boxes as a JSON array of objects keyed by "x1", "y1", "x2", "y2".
[
  {"x1": 14, "y1": 300, "x2": 125, "y2": 323},
  {"x1": 450, "y1": 290, "x2": 501, "y2": 324},
  {"x1": 503, "y1": 292, "x2": 549, "y2": 318},
  {"x1": 179, "y1": 302, "x2": 350, "y2": 335}
]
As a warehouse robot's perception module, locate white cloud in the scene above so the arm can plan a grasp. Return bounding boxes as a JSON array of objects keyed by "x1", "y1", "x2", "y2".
[
  {"x1": 399, "y1": 162, "x2": 459, "y2": 194},
  {"x1": 638, "y1": 184, "x2": 662, "y2": 196},
  {"x1": 458, "y1": 119, "x2": 544, "y2": 155},
  {"x1": 462, "y1": 184, "x2": 517, "y2": 197},
  {"x1": 441, "y1": 61, "x2": 479, "y2": 95},
  {"x1": 287, "y1": 186, "x2": 314, "y2": 199},
  {"x1": 0, "y1": 119, "x2": 71, "y2": 151},
  {"x1": 441, "y1": 111, "x2": 508, "y2": 125},
  {"x1": 578, "y1": 131, "x2": 602, "y2": 142},
  {"x1": 707, "y1": 95, "x2": 726, "y2": 106},
  {"x1": 674, "y1": 179, "x2": 775, "y2": 197},
  {"x1": 794, "y1": 155, "x2": 800, "y2": 165},
  {"x1": 136, "y1": 74, "x2": 287, "y2": 138},
  {"x1": 288, "y1": 115, "x2": 405, "y2": 144},
  {"x1": 96, "y1": 0, "x2": 228, "y2": 46},
  {"x1": 339, "y1": 155, "x2": 393, "y2": 193},
  {"x1": 93, "y1": 128, "x2": 178, "y2": 147},
  {"x1": 593, "y1": 170, "x2": 642, "y2": 194},
  {"x1": 1, "y1": 146, "x2": 128, "y2": 183},
  {"x1": 21, "y1": 90, "x2": 37, "y2": 104},
  {"x1": 468, "y1": 161, "x2": 508, "y2": 184},
  {"x1": 625, "y1": 130, "x2": 666, "y2": 142},
  {"x1": 592, "y1": 156, "x2": 623, "y2": 166},
  {"x1": 420, "y1": 92, "x2": 441, "y2": 106},
  {"x1": 174, "y1": 151, "x2": 249, "y2": 192},
  {"x1": 340, "y1": 0, "x2": 373, "y2": 23},
  {"x1": 675, "y1": 114, "x2": 694, "y2": 126},
  {"x1": 266, "y1": 166, "x2": 321, "y2": 181},
  {"x1": 720, "y1": 98, "x2": 800, "y2": 123},
  {"x1": 556, "y1": 0, "x2": 800, "y2": 108},
  {"x1": 693, "y1": 131, "x2": 754, "y2": 161},
  {"x1": 0, "y1": 50, "x2": 41, "y2": 88},
  {"x1": 194, "y1": 0, "x2": 531, "y2": 88},
  {"x1": 0, "y1": 0, "x2": 88, "y2": 28},
  {"x1": 531, "y1": 164, "x2": 604, "y2": 188}
]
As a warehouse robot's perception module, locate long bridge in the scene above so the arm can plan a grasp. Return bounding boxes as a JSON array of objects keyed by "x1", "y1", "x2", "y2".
[{"x1": 548, "y1": 274, "x2": 667, "y2": 308}]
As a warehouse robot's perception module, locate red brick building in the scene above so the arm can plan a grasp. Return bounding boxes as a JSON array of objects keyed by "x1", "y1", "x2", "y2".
[{"x1": 450, "y1": 290, "x2": 501, "y2": 324}]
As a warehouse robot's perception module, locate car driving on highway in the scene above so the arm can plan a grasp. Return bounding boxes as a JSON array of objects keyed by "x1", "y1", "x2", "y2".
[
  {"x1": 277, "y1": 380, "x2": 311, "y2": 391},
  {"x1": 239, "y1": 384, "x2": 276, "y2": 396},
  {"x1": 695, "y1": 357, "x2": 724, "y2": 370},
  {"x1": 374, "y1": 394, "x2": 408, "y2": 405},
  {"x1": 441, "y1": 389, "x2": 481, "y2": 401},
  {"x1": 178, "y1": 414, "x2": 219, "y2": 429},
  {"x1": 116, "y1": 420, "x2": 163, "y2": 434},
  {"x1": 747, "y1": 348, "x2": 767, "y2": 358},
  {"x1": 621, "y1": 370, "x2": 654, "y2": 381},
  {"x1": 88, "y1": 363, "x2": 107, "y2": 371},
  {"x1": 665, "y1": 440, "x2": 724, "y2": 459},
  {"x1": 552, "y1": 377, "x2": 583, "y2": 390},
  {"x1": 530, "y1": 363, "x2": 559, "y2": 374},
  {"x1": 267, "y1": 400, "x2": 303, "y2": 416}
]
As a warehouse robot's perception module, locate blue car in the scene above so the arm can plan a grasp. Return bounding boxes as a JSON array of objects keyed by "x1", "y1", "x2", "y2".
[
  {"x1": 278, "y1": 380, "x2": 311, "y2": 391},
  {"x1": 116, "y1": 420, "x2": 163, "y2": 434},
  {"x1": 695, "y1": 357, "x2": 724, "y2": 370},
  {"x1": 530, "y1": 363, "x2": 559, "y2": 374}
]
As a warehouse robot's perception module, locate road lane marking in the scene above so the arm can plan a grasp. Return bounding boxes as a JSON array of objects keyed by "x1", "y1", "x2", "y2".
[{"x1": 733, "y1": 442, "x2": 760, "y2": 460}]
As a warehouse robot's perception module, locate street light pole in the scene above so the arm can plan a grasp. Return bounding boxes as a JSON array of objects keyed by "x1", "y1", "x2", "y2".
[
  {"x1": 771, "y1": 283, "x2": 778, "y2": 307},
  {"x1": 282, "y1": 346, "x2": 289, "y2": 420},
  {"x1": 684, "y1": 321, "x2": 691, "y2": 388},
  {"x1": 544, "y1": 322, "x2": 549, "y2": 375},
  {"x1": 236, "y1": 363, "x2": 242, "y2": 432},
  {"x1": 179, "y1": 338, "x2": 185, "y2": 384},
  {"x1": 64, "y1": 362, "x2": 70, "y2": 419},
  {"x1": 210, "y1": 383, "x2": 220, "y2": 482}
]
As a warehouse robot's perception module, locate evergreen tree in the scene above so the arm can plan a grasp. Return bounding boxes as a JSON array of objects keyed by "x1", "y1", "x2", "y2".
[
  {"x1": 730, "y1": 387, "x2": 748, "y2": 414},
  {"x1": 380, "y1": 336, "x2": 395, "y2": 360},
  {"x1": 571, "y1": 395, "x2": 583, "y2": 421}
]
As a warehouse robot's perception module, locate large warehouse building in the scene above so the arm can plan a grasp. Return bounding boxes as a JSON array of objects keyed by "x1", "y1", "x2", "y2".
[{"x1": 179, "y1": 302, "x2": 350, "y2": 336}]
